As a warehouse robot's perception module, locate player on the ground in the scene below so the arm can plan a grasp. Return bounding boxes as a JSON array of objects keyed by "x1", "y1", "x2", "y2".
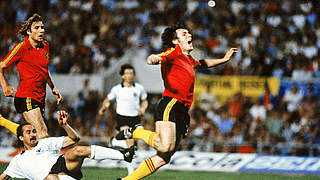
[
  {"x1": 0, "y1": 13, "x2": 62, "y2": 139},
  {"x1": 0, "y1": 111, "x2": 134, "y2": 180},
  {"x1": 98, "y1": 64, "x2": 148, "y2": 174},
  {"x1": 116, "y1": 24, "x2": 238, "y2": 179}
]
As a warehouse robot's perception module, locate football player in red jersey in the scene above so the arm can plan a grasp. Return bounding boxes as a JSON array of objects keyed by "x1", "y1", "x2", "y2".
[
  {"x1": 0, "y1": 14, "x2": 62, "y2": 139},
  {"x1": 116, "y1": 24, "x2": 238, "y2": 180}
]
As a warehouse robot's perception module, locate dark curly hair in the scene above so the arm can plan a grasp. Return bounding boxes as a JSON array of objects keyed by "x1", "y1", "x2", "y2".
[
  {"x1": 161, "y1": 23, "x2": 190, "y2": 50},
  {"x1": 16, "y1": 122, "x2": 31, "y2": 147},
  {"x1": 120, "y1": 64, "x2": 135, "y2": 75},
  {"x1": 18, "y1": 13, "x2": 43, "y2": 36}
]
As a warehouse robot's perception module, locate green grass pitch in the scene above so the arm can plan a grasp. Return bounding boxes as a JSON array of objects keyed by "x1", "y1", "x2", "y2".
[{"x1": 0, "y1": 165, "x2": 319, "y2": 179}]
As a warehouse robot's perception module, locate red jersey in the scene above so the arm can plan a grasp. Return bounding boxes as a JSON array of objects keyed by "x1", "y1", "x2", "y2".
[
  {"x1": 157, "y1": 44, "x2": 200, "y2": 108},
  {"x1": 1, "y1": 36, "x2": 50, "y2": 103}
]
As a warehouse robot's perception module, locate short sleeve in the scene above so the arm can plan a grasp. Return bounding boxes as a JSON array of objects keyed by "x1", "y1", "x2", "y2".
[
  {"x1": 140, "y1": 85, "x2": 147, "y2": 100},
  {"x1": 107, "y1": 86, "x2": 117, "y2": 100},
  {"x1": 4, "y1": 156, "x2": 25, "y2": 179},
  {"x1": 156, "y1": 48, "x2": 175, "y2": 64},
  {"x1": 40, "y1": 137, "x2": 64, "y2": 152},
  {"x1": 1, "y1": 42, "x2": 24, "y2": 67}
]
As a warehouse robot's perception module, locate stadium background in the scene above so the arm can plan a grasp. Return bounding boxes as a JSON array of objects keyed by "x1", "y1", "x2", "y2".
[{"x1": 1, "y1": 0, "x2": 320, "y2": 178}]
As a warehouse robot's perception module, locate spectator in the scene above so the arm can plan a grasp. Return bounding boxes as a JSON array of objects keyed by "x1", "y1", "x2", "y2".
[
  {"x1": 215, "y1": 111, "x2": 234, "y2": 137},
  {"x1": 249, "y1": 99, "x2": 267, "y2": 121},
  {"x1": 284, "y1": 86, "x2": 303, "y2": 112}
]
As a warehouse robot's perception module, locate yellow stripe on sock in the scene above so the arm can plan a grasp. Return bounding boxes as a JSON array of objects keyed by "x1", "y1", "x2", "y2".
[
  {"x1": 26, "y1": 97, "x2": 32, "y2": 110},
  {"x1": 163, "y1": 98, "x2": 177, "y2": 122}
]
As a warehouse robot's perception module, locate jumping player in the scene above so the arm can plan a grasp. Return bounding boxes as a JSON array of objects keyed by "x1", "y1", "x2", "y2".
[{"x1": 116, "y1": 24, "x2": 238, "y2": 179}]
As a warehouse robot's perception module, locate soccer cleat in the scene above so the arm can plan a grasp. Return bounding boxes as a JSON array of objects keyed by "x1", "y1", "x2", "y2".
[
  {"x1": 119, "y1": 145, "x2": 135, "y2": 163},
  {"x1": 115, "y1": 124, "x2": 142, "y2": 140}
]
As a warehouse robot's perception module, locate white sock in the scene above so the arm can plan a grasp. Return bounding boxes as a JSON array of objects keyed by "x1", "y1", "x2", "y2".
[
  {"x1": 126, "y1": 161, "x2": 134, "y2": 175},
  {"x1": 90, "y1": 145, "x2": 124, "y2": 160},
  {"x1": 112, "y1": 138, "x2": 128, "y2": 148},
  {"x1": 111, "y1": 138, "x2": 134, "y2": 174}
]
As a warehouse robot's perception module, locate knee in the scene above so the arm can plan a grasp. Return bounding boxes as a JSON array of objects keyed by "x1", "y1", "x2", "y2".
[
  {"x1": 157, "y1": 152, "x2": 173, "y2": 164},
  {"x1": 157, "y1": 143, "x2": 174, "y2": 153},
  {"x1": 46, "y1": 174, "x2": 59, "y2": 180},
  {"x1": 72, "y1": 146, "x2": 87, "y2": 157}
]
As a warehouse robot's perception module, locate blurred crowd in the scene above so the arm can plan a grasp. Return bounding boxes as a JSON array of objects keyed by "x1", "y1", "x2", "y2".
[
  {"x1": 1, "y1": 0, "x2": 320, "y2": 156},
  {"x1": 187, "y1": 83, "x2": 320, "y2": 156},
  {"x1": 1, "y1": 0, "x2": 320, "y2": 78}
]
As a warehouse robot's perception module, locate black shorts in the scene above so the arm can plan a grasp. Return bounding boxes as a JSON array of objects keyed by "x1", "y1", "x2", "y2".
[
  {"x1": 155, "y1": 96, "x2": 190, "y2": 138},
  {"x1": 50, "y1": 155, "x2": 83, "y2": 180},
  {"x1": 14, "y1": 97, "x2": 45, "y2": 115},
  {"x1": 114, "y1": 114, "x2": 141, "y2": 131}
]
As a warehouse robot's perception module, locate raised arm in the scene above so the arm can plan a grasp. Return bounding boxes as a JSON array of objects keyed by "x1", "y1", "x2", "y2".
[
  {"x1": 203, "y1": 48, "x2": 238, "y2": 68},
  {"x1": 0, "y1": 62, "x2": 16, "y2": 97},
  {"x1": 47, "y1": 71, "x2": 62, "y2": 105},
  {"x1": 57, "y1": 111, "x2": 80, "y2": 148},
  {"x1": 0, "y1": 173, "x2": 10, "y2": 180}
]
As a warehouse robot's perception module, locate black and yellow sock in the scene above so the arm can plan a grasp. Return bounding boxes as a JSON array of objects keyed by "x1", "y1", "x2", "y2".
[
  {"x1": 0, "y1": 116, "x2": 19, "y2": 135},
  {"x1": 133, "y1": 128, "x2": 159, "y2": 148},
  {"x1": 124, "y1": 158, "x2": 157, "y2": 180}
]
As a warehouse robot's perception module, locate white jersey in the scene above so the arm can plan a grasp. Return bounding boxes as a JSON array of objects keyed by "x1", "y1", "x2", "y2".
[
  {"x1": 4, "y1": 137, "x2": 64, "y2": 180},
  {"x1": 108, "y1": 82, "x2": 147, "y2": 116}
]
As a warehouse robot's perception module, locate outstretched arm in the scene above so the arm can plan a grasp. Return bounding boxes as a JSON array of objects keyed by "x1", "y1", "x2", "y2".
[
  {"x1": 0, "y1": 62, "x2": 16, "y2": 97},
  {"x1": 203, "y1": 48, "x2": 238, "y2": 68},
  {"x1": 57, "y1": 111, "x2": 80, "y2": 148},
  {"x1": 47, "y1": 71, "x2": 62, "y2": 105},
  {"x1": 147, "y1": 54, "x2": 162, "y2": 65}
]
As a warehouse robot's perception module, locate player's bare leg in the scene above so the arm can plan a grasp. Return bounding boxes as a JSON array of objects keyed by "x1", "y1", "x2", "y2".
[
  {"x1": 153, "y1": 121, "x2": 176, "y2": 152},
  {"x1": 22, "y1": 108, "x2": 48, "y2": 139},
  {"x1": 121, "y1": 121, "x2": 178, "y2": 179},
  {"x1": 149, "y1": 133, "x2": 182, "y2": 171},
  {"x1": 64, "y1": 146, "x2": 91, "y2": 171},
  {"x1": 46, "y1": 174, "x2": 59, "y2": 180},
  {"x1": 121, "y1": 121, "x2": 176, "y2": 152}
]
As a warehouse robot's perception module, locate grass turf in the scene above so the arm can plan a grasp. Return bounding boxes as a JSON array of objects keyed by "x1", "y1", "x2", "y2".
[{"x1": 0, "y1": 165, "x2": 319, "y2": 179}]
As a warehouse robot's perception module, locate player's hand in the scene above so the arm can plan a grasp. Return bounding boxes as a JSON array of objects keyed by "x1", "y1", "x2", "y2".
[
  {"x1": 52, "y1": 88, "x2": 62, "y2": 105},
  {"x1": 147, "y1": 54, "x2": 162, "y2": 65},
  {"x1": 98, "y1": 108, "x2": 105, "y2": 115},
  {"x1": 223, "y1": 48, "x2": 238, "y2": 61},
  {"x1": 57, "y1": 110, "x2": 68, "y2": 126},
  {"x1": 2, "y1": 85, "x2": 16, "y2": 97}
]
